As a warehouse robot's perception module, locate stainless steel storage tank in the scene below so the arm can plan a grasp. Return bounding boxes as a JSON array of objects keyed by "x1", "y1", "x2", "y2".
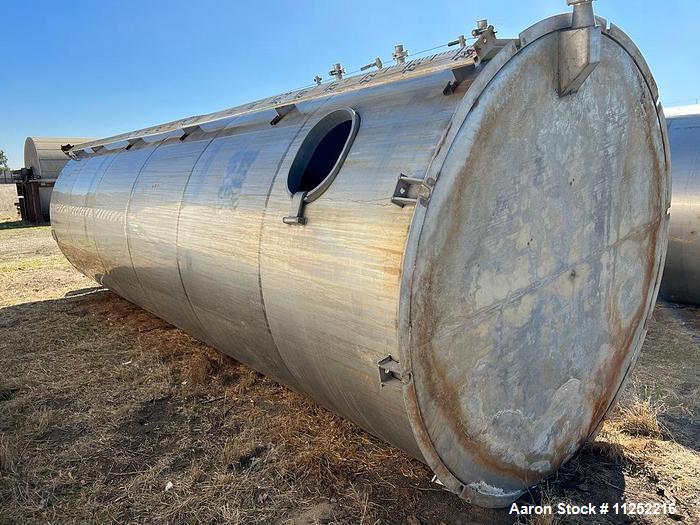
[
  {"x1": 51, "y1": 2, "x2": 669, "y2": 508},
  {"x1": 659, "y1": 105, "x2": 700, "y2": 305},
  {"x1": 16, "y1": 137, "x2": 92, "y2": 222}
]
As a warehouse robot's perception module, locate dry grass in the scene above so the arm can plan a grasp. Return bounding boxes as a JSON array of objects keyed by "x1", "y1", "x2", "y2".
[
  {"x1": 614, "y1": 396, "x2": 666, "y2": 439},
  {"x1": 1, "y1": 219, "x2": 699, "y2": 524}
]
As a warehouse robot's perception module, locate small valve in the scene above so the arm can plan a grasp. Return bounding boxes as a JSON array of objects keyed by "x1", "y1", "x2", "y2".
[
  {"x1": 448, "y1": 35, "x2": 467, "y2": 48},
  {"x1": 329, "y1": 63, "x2": 345, "y2": 80},
  {"x1": 392, "y1": 44, "x2": 408, "y2": 65},
  {"x1": 360, "y1": 57, "x2": 383, "y2": 71}
]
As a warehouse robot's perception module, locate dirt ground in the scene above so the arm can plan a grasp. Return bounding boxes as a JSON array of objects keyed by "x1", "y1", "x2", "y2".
[{"x1": 0, "y1": 219, "x2": 698, "y2": 525}]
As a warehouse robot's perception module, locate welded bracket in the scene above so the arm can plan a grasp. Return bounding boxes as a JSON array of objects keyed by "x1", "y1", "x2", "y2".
[
  {"x1": 270, "y1": 104, "x2": 297, "y2": 126},
  {"x1": 283, "y1": 191, "x2": 308, "y2": 225},
  {"x1": 558, "y1": 0, "x2": 601, "y2": 96},
  {"x1": 377, "y1": 355, "x2": 403, "y2": 385},
  {"x1": 391, "y1": 173, "x2": 432, "y2": 207},
  {"x1": 472, "y1": 25, "x2": 518, "y2": 66},
  {"x1": 443, "y1": 64, "x2": 475, "y2": 95}
]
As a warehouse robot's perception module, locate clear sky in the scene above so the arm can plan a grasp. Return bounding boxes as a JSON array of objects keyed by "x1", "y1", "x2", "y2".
[{"x1": 1, "y1": 0, "x2": 698, "y2": 168}]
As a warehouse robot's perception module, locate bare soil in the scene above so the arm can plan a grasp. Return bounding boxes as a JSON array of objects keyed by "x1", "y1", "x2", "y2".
[{"x1": 0, "y1": 220, "x2": 698, "y2": 525}]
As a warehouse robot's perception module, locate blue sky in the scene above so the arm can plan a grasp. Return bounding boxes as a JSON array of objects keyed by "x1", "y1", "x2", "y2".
[{"x1": 1, "y1": 0, "x2": 698, "y2": 168}]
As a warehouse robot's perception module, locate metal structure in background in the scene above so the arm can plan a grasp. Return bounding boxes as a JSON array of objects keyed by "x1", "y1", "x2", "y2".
[
  {"x1": 51, "y1": 1, "x2": 670, "y2": 508},
  {"x1": 12, "y1": 137, "x2": 91, "y2": 223},
  {"x1": 660, "y1": 105, "x2": 700, "y2": 305}
]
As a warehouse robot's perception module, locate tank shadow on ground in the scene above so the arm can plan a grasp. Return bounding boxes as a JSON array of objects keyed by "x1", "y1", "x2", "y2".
[{"x1": 0, "y1": 220, "x2": 45, "y2": 230}]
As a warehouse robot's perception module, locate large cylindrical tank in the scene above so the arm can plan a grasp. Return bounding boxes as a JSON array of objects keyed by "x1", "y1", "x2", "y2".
[
  {"x1": 51, "y1": 7, "x2": 669, "y2": 508},
  {"x1": 659, "y1": 105, "x2": 700, "y2": 304},
  {"x1": 23, "y1": 137, "x2": 93, "y2": 219}
]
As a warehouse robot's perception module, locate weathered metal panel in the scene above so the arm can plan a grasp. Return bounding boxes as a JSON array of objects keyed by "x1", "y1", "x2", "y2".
[
  {"x1": 660, "y1": 106, "x2": 700, "y2": 304},
  {"x1": 260, "y1": 73, "x2": 463, "y2": 456},
  {"x1": 177, "y1": 104, "x2": 325, "y2": 388},
  {"x1": 405, "y1": 32, "x2": 668, "y2": 505},
  {"x1": 91, "y1": 146, "x2": 155, "y2": 307}
]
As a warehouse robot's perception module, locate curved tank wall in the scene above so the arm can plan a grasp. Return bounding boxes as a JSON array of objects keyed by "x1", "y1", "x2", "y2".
[
  {"x1": 51, "y1": 10, "x2": 670, "y2": 507},
  {"x1": 22, "y1": 136, "x2": 93, "y2": 219},
  {"x1": 659, "y1": 106, "x2": 700, "y2": 305},
  {"x1": 24, "y1": 137, "x2": 93, "y2": 181}
]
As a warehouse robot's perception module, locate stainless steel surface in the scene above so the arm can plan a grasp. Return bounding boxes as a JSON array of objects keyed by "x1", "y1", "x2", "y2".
[
  {"x1": 558, "y1": 0, "x2": 601, "y2": 96},
  {"x1": 660, "y1": 105, "x2": 700, "y2": 304},
  {"x1": 569, "y1": 0, "x2": 596, "y2": 29},
  {"x1": 51, "y1": 6, "x2": 669, "y2": 508},
  {"x1": 24, "y1": 137, "x2": 92, "y2": 181}
]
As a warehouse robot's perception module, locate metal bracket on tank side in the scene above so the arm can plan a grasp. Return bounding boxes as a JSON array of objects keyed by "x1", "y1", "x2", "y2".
[
  {"x1": 472, "y1": 26, "x2": 519, "y2": 66},
  {"x1": 270, "y1": 104, "x2": 297, "y2": 126},
  {"x1": 377, "y1": 356, "x2": 403, "y2": 386},
  {"x1": 443, "y1": 64, "x2": 476, "y2": 96},
  {"x1": 282, "y1": 191, "x2": 308, "y2": 225},
  {"x1": 391, "y1": 173, "x2": 432, "y2": 207},
  {"x1": 558, "y1": 0, "x2": 601, "y2": 96}
]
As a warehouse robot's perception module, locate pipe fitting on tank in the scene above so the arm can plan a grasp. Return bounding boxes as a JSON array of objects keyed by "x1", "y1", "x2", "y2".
[
  {"x1": 558, "y1": 0, "x2": 600, "y2": 96},
  {"x1": 393, "y1": 45, "x2": 408, "y2": 65},
  {"x1": 568, "y1": 0, "x2": 596, "y2": 29},
  {"x1": 329, "y1": 63, "x2": 345, "y2": 81}
]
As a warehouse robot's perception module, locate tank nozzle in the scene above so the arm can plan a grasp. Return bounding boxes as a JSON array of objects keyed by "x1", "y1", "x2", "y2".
[
  {"x1": 329, "y1": 63, "x2": 345, "y2": 81},
  {"x1": 559, "y1": 0, "x2": 600, "y2": 96},
  {"x1": 567, "y1": 0, "x2": 596, "y2": 29},
  {"x1": 360, "y1": 57, "x2": 383, "y2": 72},
  {"x1": 392, "y1": 45, "x2": 408, "y2": 65}
]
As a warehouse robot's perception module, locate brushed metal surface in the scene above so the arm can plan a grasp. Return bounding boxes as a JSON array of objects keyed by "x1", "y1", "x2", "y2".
[
  {"x1": 50, "y1": 12, "x2": 669, "y2": 508},
  {"x1": 24, "y1": 137, "x2": 93, "y2": 181},
  {"x1": 660, "y1": 106, "x2": 700, "y2": 304},
  {"x1": 23, "y1": 136, "x2": 94, "y2": 218},
  {"x1": 405, "y1": 32, "x2": 668, "y2": 506}
]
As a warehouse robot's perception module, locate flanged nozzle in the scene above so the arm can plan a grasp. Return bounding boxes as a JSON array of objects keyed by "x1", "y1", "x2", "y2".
[
  {"x1": 567, "y1": 0, "x2": 595, "y2": 28},
  {"x1": 329, "y1": 63, "x2": 345, "y2": 80},
  {"x1": 392, "y1": 44, "x2": 408, "y2": 65}
]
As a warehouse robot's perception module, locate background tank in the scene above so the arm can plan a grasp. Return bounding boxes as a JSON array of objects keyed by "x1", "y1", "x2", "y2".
[
  {"x1": 659, "y1": 105, "x2": 700, "y2": 305},
  {"x1": 50, "y1": 2, "x2": 669, "y2": 508},
  {"x1": 14, "y1": 137, "x2": 92, "y2": 223}
]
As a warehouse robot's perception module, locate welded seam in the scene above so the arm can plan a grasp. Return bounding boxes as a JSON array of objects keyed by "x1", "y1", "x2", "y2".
[
  {"x1": 123, "y1": 145, "x2": 163, "y2": 309},
  {"x1": 86, "y1": 153, "x2": 121, "y2": 283},
  {"x1": 173, "y1": 135, "x2": 222, "y2": 344},
  {"x1": 255, "y1": 106, "x2": 327, "y2": 387}
]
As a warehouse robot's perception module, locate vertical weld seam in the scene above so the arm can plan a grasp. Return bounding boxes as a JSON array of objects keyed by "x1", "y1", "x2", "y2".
[
  {"x1": 124, "y1": 145, "x2": 163, "y2": 308},
  {"x1": 257, "y1": 103, "x2": 330, "y2": 385},
  {"x1": 88, "y1": 153, "x2": 121, "y2": 283},
  {"x1": 174, "y1": 135, "x2": 222, "y2": 341},
  {"x1": 61, "y1": 160, "x2": 88, "y2": 255}
]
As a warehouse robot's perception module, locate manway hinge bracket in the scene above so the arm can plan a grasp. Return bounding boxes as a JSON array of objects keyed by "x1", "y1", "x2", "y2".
[
  {"x1": 391, "y1": 173, "x2": 433, "y2": 207},
  {"x1": 283, "y1": 191, "x2": 308, "y2": 225},
  {"x1": 377, "y1": 355, "x2": 403, "y2": 386}
]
